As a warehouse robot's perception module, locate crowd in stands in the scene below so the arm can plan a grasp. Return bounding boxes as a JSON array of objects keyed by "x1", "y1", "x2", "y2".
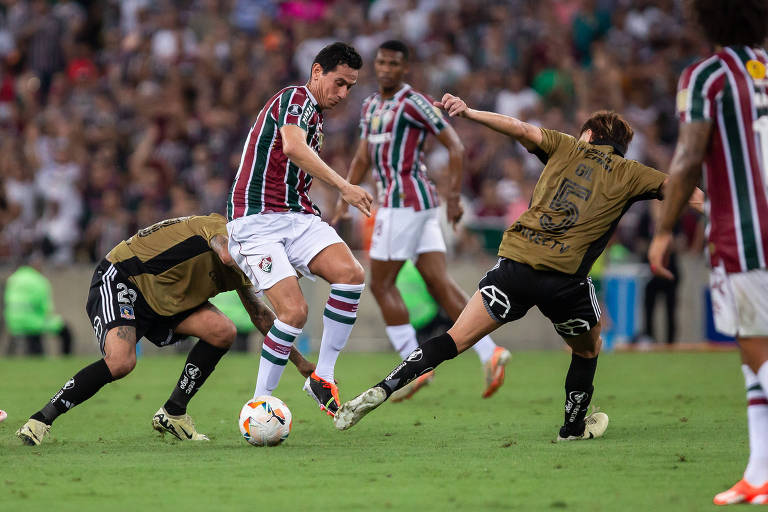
[{"x1": 0, "y1": 0, "x2": 706, "y2": 265}]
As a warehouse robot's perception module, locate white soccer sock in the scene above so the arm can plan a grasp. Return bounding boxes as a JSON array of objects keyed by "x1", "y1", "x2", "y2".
[
  {"x1": 252, "y1": 319, "x2": 302, "y2": 399},
  {"x1": 744, "y1": 364, "x2": 768, "y2": 486},
  {"x1": 472, "y1": 335, "x2": 497, "y2": 364},
  {"x1": 385, "y1": 323, "x2": 419, "y2": 359},
  {"x1": 315, "y1": 283, "x2": 364, "y2": 382}
]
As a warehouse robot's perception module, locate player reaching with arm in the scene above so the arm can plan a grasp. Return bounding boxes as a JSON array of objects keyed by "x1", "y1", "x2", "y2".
[
  {"x1": 332, "y1": 40, "x2": 510, "y2": 401},
  {"x1": 334, "y1": 96, "x2": 702, "y2": 438},
  {"x1": 647, "y1": 0, "x2": 768, "y2": 505},
  {"x1": 227, "y1": 42, "x2": 372, "y2": 419},
  {"x1": 16, "y1": 214, "x2": 314, "y2": 446}
]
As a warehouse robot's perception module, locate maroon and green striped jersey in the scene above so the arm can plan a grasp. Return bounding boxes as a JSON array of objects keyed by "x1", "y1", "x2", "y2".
[
  {"x1": 228, "y1": 85, "x2": 323, "y2": 220},
  {"x1": 360, "y1": 84, "x2": 446, "y2": 210},
  {"x1": 677, "y1": 46, "x2": 768, "y2": 273}
]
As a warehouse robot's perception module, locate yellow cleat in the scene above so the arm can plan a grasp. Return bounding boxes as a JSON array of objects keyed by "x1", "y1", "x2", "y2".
[
  {"x1": 152, "y1": 407, "x2": 209, "y2": 441},
  {"x1": 16, "y1": 419, "x2": 50, "y2": 446}
]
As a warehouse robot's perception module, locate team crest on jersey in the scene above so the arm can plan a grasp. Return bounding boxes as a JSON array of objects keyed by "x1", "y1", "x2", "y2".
[
  {"x1": 287, "y1": 104, "x2": 302, "y2": 116},
  {"x1": 259, "y1": 256, "x2": 273, "y2": 273},
  {"x1": 747, "y1": 60, "x2": 766, "y2": 80},
  {"x1": 119, "y1": 305, "x2": 135, "y2": 320}
]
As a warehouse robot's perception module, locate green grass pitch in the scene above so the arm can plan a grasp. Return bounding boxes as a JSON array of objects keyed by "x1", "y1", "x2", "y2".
[{"x1": 0, "y1": 350, "x2": 748, "y2": 511}]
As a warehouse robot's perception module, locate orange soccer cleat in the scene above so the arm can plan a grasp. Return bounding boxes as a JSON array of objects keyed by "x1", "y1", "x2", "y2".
[
  {"x1": 482, "y1": 347, "x2": 511, "y2": 398},
  {"x1": 714, "y1": 479, "x2": 768, "y2": 505}
]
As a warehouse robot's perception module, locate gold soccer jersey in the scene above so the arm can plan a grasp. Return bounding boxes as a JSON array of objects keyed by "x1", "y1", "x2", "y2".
[
  {"x1": 499, "y1": 129, "x2": 667, "y2": 276},
  {"x1": 106, "y1": 214, "x2": 250, "y2": 316}
]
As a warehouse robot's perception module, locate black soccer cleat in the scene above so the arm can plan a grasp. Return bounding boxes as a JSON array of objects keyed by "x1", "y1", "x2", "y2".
[{"x1": 303, "y1": 372, "x2": 341, "y2": 417}]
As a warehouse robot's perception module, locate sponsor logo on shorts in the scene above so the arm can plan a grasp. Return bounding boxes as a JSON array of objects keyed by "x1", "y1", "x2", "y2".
[
  {"x1": 480, "y1": 285, "x2": 511, "y2": 319},
  {"x1": 92, "y1": 316, "x2": 103, "y2": 341},
  {"x1": 120, "y1": 305, "x2": 135, "y2": 320},
  {"x1": 63, "y1": 378, "x2": 75, "y2": 390},
  {"x1": 287, "y1": 104, "x2": 302, "y2": 116},
  {"x1": 185, "y1": 363, "x2": 201, "y2": 380},
  {"x1": 259, "y1": 256, "x2": 273, "y2": 273},
  {"x1": 554, "y1": 318, "x2": 590, "y2": 337}
]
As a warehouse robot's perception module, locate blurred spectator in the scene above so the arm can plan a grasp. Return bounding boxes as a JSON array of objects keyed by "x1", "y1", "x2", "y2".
[{"x1": 0, "y1": 0, "x2": 712, "y2": 268}]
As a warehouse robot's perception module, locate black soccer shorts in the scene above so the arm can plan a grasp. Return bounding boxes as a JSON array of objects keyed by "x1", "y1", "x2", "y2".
[
  {"x1": 477, "y1": 258, "x2": 601, "y2": 338},
  {"x1": 85, "y1": 259, "x2": 201, "y2": 354}
]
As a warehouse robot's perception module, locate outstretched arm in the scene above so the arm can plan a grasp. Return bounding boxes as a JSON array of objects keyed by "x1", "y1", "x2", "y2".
[
  {"x1": 236, "y1": 285, "x2": 315, "y2": 378},
  {"x1": 433, "y1": 93, "x2": 543, "y2": 151},
  {"x1": 281, "y1": 125, "x2": 373, "y2": 217},
  {"x1": 648, "y1": 121, "x2": 712, "y2": 279}
]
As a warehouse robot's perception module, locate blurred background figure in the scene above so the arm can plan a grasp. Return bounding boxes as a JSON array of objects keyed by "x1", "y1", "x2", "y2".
[{"x1": 3, "y1": 255, "x2": 72, "y2": 355}]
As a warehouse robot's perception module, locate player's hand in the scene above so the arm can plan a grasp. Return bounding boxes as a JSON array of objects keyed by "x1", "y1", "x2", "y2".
[
  {"x1": 330, "y1": 198, "x2": 350, "y2": 225},
  {"x1": 341, "y1": 183, "x2": 373, "y2": 217},
  {"x1": 446, "y1": 194, "x2": 464, "y2": 229},
  {"x1": 648, "y1": 231, "x2": 675, "y2": 280},
  {"x1": 433, "y1": 94, "x2": 469, "y2": 118}
]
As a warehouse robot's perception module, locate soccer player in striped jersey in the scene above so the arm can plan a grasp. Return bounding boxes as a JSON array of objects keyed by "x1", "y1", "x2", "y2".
[
  {"x1": 648, "y1": 0, "x2": 768, "y2": 505},
  {"x1": 333, "y1": 40, "x2": 510, "y2": 400},
  {"x1": 16, "y1": 214, "x2": 315, "y2": 446},
  {"x1": 226, "y1": 42, "x2": 373, "y2": 418}
]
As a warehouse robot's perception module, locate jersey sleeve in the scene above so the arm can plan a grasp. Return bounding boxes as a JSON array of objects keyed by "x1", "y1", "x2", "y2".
[
  {"x1": 196, "y1": 214, "x2": 228, "y2": 244},
  {"x1": 276, "y1": 88, "x2": 316, "y2": 131},
  {"x1": 536, "y1": 128, "x2": 576, "y2": 157},
  {"x1": 676, "y1": 58, "x2": 724, "y2": 123},
  {"x1": 626, "y1": 161, "x2": 667, "y2": 200},
  {"x1": 403, "y1": 93, "x2": 446, "y2": 135}
]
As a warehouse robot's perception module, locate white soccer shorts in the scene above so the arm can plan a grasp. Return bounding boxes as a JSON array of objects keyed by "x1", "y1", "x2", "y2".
[
  {"x1": 227, "y1": 212, "x2": 344, "y2": 290},
  {"x1": 369, "y1": 207, "x2": 446, "y2": 261},
  {"x1": 710, "y1": 264, "x2": 768, "y2": 337}
]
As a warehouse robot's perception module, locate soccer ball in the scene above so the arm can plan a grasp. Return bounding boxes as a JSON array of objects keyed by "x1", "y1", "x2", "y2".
[{"x1": 238, "y1": 396, "x2": 292, "y2": 446}]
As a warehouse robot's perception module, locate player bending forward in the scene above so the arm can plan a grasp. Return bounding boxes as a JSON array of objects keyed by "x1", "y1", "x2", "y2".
[
  {"x1": 648, "y1": 0, "x2": 768, "y2": 505},
  {"x1": 16, "y1": 214, "x2": 314, "y2": 446},
  {"x1": 335, "y1": 98, "x2": 703, "y2": 440},
  {"x1": 227, "y1": 42, "x2": 372, "y2": 417},
  {"x1": 333, "y1": 40, "x2": 510, "y2": 401}
]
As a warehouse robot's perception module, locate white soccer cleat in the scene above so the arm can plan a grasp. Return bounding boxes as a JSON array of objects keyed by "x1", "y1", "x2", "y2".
[
  {"x1": 152, "y1": 407, "x2": 209, "y2": 441},
  {"x1": 0, "y1": 409, "x2": 7, "y2": 423},
  {"x1": 334, "y1": 387, "x2": 387, "y2": 431},
  {"x1": 16, "y1": 418, "x2": 50, "y2": 446},
  {"x1": 557, "y1": 411, "x2": 609, "y2": 441}
]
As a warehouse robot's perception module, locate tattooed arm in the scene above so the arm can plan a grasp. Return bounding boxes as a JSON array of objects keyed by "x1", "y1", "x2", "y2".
[
  {"x1": 649, "y1": 121, "x2": 712, "y2": 279},
  {"x1": 236, "y1": 286, "x2": 315, "y2": 378},
  {"x1": 210, "y1": 234, "x2": 234, "y2": 267}
]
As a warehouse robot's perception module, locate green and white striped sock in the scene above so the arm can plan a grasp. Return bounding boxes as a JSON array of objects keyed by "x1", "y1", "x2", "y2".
[
  {"x1": 253, "y1": 319, "x2": 301, "y2": 398},
  {"x1": 315, "y1": 283, "x2": 364, "y2": 382}
]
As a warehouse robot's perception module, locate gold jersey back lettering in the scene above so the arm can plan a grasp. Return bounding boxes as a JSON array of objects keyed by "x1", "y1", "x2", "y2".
[{"x1": 498, "y1": 129, "x2": 667, "y2": 276}]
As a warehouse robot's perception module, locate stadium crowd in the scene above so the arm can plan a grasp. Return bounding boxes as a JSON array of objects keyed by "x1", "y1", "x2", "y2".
[{"x1": 0, "y1": 0, "x2": 706, "y2": 264}]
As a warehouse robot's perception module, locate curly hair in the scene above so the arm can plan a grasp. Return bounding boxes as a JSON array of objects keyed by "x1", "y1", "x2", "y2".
[{"x1": 689, "y1": 0, "x2": 768, "y2": 46}]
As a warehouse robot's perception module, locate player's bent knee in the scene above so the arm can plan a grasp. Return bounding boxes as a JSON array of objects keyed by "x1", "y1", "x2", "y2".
[
  {"x1": 208, "y1": 321, "x2": 237, "y2": 349},
  {"x1": 278, "y1": 303, "x2": 308, "y2": 328},
  {"x1": 104, "y1": 355, "x2": 136, "y2": 379}
]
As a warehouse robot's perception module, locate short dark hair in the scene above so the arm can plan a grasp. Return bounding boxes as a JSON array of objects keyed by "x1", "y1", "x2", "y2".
[
  {"x1": 378, "y1": 40, "x2": 409, "y2": 61},
  {"x1": 689, "y1": 0, "x2": 768, "y2": 46},
  {"x1": 580, "y1": 111, "x2": 634, "y2": 154},
  {"x1": 313, "y1": 42, "x2": 363, "y2": 73}
]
